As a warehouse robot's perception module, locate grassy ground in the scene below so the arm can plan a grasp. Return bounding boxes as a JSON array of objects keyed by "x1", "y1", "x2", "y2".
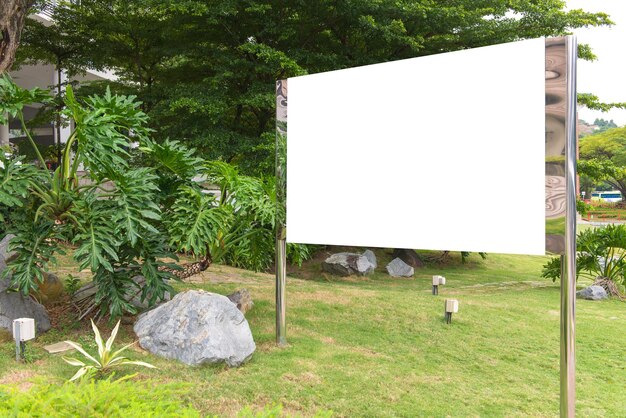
[{"x1": 0, "y1": 249, "x2": 624, "y2": 417}]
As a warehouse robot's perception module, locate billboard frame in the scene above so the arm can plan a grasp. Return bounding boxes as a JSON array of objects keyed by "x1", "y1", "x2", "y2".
[{"x1": 275, "y1": 36, "x2": 577, "y2": 417}]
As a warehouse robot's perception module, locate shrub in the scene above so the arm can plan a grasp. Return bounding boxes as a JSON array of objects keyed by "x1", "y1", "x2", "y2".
[
  {"x1": 542, "y1": 224, "x2": 626, "y2": 294},
  {"x1": 0, "y1": 377, "x2": 200, "y2": 417}
]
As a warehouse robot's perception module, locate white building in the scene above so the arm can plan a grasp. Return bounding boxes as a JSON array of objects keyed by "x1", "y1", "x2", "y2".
[{"x1": 0, "y1": 1, "x2": 115, "y2": 157}]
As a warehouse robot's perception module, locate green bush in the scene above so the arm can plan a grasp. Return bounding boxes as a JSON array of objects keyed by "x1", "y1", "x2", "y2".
[
  {"x1": 0, "y1": 377, "x2": 200, "y2": 417},
  {"x1": 542, "y1": 224, "x2": 626, "y2": 288}
]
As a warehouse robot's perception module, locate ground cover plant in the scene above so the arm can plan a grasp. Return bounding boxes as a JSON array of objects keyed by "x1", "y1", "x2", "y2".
[
  {"x1": 0, "y1": 375, "x2": 201, "y2": 417},
  {"x1": 0, "y1": 249, "x2": 623, "y2": 417}
]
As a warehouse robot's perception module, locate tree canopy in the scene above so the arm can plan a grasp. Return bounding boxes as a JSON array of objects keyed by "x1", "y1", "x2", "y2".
[
  {"x1": 15, "y1": 0, "x2": 615, "y2": 175},
  {"x1": 579, "y1": 126, "x2": 626, "y2": 198}
]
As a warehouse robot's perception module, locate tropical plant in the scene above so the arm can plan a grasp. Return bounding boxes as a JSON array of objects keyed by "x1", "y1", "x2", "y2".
[
  {"x1": 199, "y1": 161, "x2": 314, "y2": 271},
  {"x1": 542, "y1": 224, "x2": 626, "y2": 296},
  {"x1": 1, "y1": 75, "x2": 314, "y2": 319},
  {"x1": 0, "y1": 76, "x2": 184, "y2": 318},
  {"x1": 64, "y1": 274, "x2": 82, "y2": 297},
  {"x1": 0, "y1": 376, "x2": 200, "y2": 417},
  {"x1": 578, "y1": 127, "x2": 626, "y2": 200},
  {"x1": 63, "y1": 319, "x2": 155, "y2": 381}
]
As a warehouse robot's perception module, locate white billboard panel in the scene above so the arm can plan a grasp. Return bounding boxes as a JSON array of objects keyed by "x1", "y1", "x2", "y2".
[{"x1": 286, "y1": 38, "x2": 546, "y2": 255}]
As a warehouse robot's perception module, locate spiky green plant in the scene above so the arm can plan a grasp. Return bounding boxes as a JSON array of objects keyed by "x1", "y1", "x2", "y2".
[{"x1": 63, "y1": 319, "x2": 155, "y2": 381}]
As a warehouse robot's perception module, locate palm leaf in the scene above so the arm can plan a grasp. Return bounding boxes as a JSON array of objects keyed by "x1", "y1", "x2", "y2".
[
  {"x1": 68, "y1": 366, "x2": 91, "y2": 382},
  {"x1": 63, "y1": 341, "x2": 101, "y2": 367},
  {"x1": 91, "y1": 319, "x2": 105, "y2": 359},
  {"x1": 62, "y1": 357, "x2": 86, "y2": 367},
  {"x1": 105, "y1": 320, "x2": 121, "y2": 352}
]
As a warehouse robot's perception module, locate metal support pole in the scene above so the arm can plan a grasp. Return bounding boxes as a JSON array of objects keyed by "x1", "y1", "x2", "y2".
[
  {"x1": 14, "y1": 322, "x2": 22, "y2": 362},
  {"x1": 275, "y1": 80, "x2": 288, "y2": 346},
  {"x1": 276, "y1": 233, "x2": 287, "y2": 345},
  {"x1": 560, "y1": 35, "x2": 577, "y2": 418}
]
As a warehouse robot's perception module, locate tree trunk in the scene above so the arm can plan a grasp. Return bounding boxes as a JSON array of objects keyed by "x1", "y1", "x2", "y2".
[{"x1": 0, "y1": 0, "x2": 36, "y2": 74}]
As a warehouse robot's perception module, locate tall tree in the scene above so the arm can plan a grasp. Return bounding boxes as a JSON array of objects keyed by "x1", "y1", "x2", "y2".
[
  {"x1": 579, "y1": 126, "x2": 626, "y2": 198},
  {"x1": 0, "y1": 0, "x2": 36, "y2": 73},
  {"x1": 20, "y1": 0, "x2": 614, "y2": 176}
]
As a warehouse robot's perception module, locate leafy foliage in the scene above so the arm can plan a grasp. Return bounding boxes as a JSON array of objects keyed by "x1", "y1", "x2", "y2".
[
  {"x1": 166, "y1": 186, "x2": 230, "y2": 257},
  {"x1": 0, "y1": 377, "x2": 199, "y2": 417},
  {"x1": 579, "y1": 127, "x2": 626, "y2": 199},
  {"x1": 204, "y1": 161, "x2": 277, "y2": 271},
  {"x1": 542, "y1": 224, "x2": 626, "y2": 288},
  {"x1": 1, "y1": 76, "x2": 313, "y2": 318},
  {"x1": 0, "y1": 153, "x2": 42, "y2": 212},
  {"x1": 63, "y1": 319, "x2": 156, "y2": 381},
  {"x1": 0, "y1": 74, "x2": 51, "y2": 122},
  {"x1": 2, "y1": 220, "x2": 59, "y2": 293},
  {"x1": 0, "y1": 77, "x2": 180, "y2": 317},
  {"x1": 578, "y1": 93, "x2": 626, "y2": 113},
  {"x1": 18, "y1": 1, "x2": 613, "y2": 176}
]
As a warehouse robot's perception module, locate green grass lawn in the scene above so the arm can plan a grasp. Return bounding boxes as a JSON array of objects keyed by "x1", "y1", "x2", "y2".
[{"x1": 0, "y1": 249, "x2": 624, "y2": 417}]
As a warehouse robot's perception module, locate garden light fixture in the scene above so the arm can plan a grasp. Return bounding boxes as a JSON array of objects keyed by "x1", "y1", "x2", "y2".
[
  {"x1": 13, "y1": 318, "x2": 35, "y2": 361},
  {"x1": 432, "y1": 275, "x2": 446, "y2": 295},
  {"x1": 444, "y1": 299, "x2": 459, "y2": 324}
]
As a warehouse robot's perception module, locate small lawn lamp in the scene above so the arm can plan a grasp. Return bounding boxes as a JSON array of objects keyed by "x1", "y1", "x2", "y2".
[
  {"x1": 444, "y1": 299, "x2": 458, "y2": 324},
  {"x1": 13, "y1": 318, "x2": 35, "y2": 362},
  {"x1": 432, "y1": 275, "x2": 446, "y2": 295}
]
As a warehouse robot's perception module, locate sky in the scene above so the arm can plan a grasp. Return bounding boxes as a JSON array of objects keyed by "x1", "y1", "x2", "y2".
[{"x1": 566, "y1": 1, "x2": 626, "y2": 126}]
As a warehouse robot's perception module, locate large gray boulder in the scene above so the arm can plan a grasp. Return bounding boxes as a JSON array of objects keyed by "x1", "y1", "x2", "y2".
[
  {"x1": 362, "y1": 250, "x2": 377, "y2": 269},
  {"x1": 0, "y1": 234, "x2": 17, "y2": 263},
  {"x1": 0, "y1": 291, "x2": 51, "y2": 334},
  {"x1": 576, "y1": 285, "x2": 608, "y2": 300},
  {"x1": 0, "y1": 234, "x2": 51, "y2": 334},
  {"x1": 322, "y1": 253, "x2": 375, "y2": 276},
  {"x1": 0, "y1": 277, "x2": 12, "y2": 293},
  {"x1": 134, "y1": 290, "x2": 255, "y2": 367},
  {"x1": 386, "y1": 258, "x2": 414, "y2": 277},
  {"x1": 0, "y1": 234, "x2": 16, "y2": 290}
]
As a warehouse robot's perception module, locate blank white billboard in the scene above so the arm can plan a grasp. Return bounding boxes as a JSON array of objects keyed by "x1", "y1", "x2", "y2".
[{"x1": 286, "y1": 38, "x2": 546, "y2": 255}]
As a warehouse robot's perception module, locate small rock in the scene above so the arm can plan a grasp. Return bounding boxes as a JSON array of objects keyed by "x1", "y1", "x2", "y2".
[
  {"x1": 32, "y1": 273, "x2": 65, "y2": 304},
  {"x1": 0, "y1": 291, "x2": 51, "y2": 334},
  {"x1": 386, "y1": 258, "x2": 414, "y2": 277},
  {"x1": 227, "y1": 289, "x2": 254, "y2": 314},
  {"x1": 44, "y1": 341, "x2": 74, "y2": 354},
  {"x1": 576, "y1": 285, "x2": 608, "y2": 300},
  {"x1": 362, "y1": 250, "x2": 377, "y2": 269},
  {"x1": 134, "y1": 290, "x2": 255, "y2": 367},
  {"x1": 322, "y1": 253, "x2": 374, "y2": 276}
]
